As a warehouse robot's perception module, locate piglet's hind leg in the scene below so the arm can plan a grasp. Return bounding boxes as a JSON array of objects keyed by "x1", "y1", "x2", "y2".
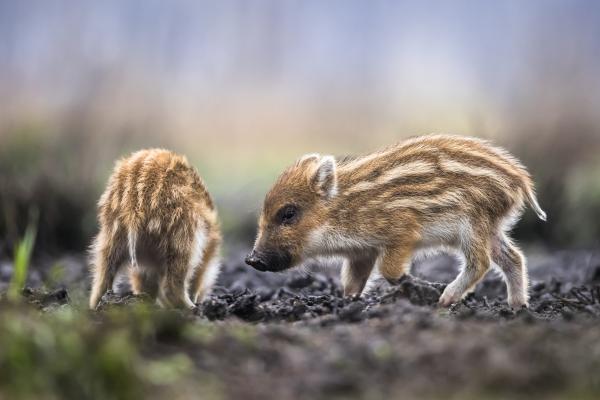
[{"x1": 341, "y1": 251, "x2": 378, "y2": 297}]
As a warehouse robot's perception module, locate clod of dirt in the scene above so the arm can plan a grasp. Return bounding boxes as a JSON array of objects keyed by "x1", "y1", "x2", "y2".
[
  {"x1": 95, "y1": 290, "x2": 152, "y2": 311},
  {"x1": 379, "y1": 275, "x2": 446, "y2": 306},
  {"x1": 228, "y1": 292, "x2": 265, "y2": 321},
  {"x1": 22, "y1": 287, "x2": 70, "y2": 310},
  {"x1": 199, "y1": 297, "x2": 229, "y2": 320},
  {"x1": 338, "y1": 300, "x2": 366, "y2": 323}
]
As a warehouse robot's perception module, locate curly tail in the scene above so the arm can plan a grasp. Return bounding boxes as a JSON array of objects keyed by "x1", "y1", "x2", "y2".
[{"x1": 524, "y1": 186, "x2": 547, "y2": 221}]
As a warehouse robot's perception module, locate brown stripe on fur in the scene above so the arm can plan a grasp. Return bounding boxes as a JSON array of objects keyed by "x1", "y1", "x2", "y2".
[{"x1": 126, "y1": 152, "x2": 148, "y2": 225}]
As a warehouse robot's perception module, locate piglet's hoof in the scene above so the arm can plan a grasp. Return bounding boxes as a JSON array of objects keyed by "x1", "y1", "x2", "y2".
[
  {"x1": 349, "y1": 294, "x2": 362, "y2": 301},
  {"x1": 438, "y1": 286, "x2": 462, "y2": 308}
]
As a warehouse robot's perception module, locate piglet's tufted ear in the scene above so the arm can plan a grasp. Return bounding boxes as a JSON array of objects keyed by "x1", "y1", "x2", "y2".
[{"x1": 311, "y1": 155, "x2": 337, "y2": 199}]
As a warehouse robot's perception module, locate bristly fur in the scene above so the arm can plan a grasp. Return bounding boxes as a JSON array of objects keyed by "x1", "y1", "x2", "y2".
[
  {"x1": 251, "y1": 134, "x2": 546, "y2": 308},
  {"x1": 89, "y1": 149, "x2": 221, "y2": 309}
]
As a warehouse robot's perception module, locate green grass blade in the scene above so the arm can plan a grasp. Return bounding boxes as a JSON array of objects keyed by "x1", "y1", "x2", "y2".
[{"x1": 7, "y1": 220, "x2": 37, "y2": 302}]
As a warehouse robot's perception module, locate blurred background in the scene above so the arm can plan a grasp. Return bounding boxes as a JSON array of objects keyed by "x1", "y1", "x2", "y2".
[{"x1": 1, "y1": 0, "x2": 600, "y2": 259}]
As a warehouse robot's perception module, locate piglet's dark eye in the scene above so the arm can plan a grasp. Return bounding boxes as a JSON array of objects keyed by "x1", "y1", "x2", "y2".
[{"x1": 277, "y1": 204, "x2": 299, "y2": 225}]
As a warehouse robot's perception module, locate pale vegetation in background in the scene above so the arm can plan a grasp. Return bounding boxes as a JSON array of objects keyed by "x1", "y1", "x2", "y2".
[{"x1": 0, "y1": 1, "x2": 599, "y2": 251}]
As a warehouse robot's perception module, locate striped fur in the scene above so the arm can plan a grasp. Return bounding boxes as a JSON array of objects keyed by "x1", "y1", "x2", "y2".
[
  {"x1": 249, "y1": 135, "x2": 546, "y2": 308},
  {"x1": 89, "y1": 149, "x2": 221, "y2": 309}
]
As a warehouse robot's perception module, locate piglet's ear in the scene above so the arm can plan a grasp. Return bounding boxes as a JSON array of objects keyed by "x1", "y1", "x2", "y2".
[{"x1": 311, "y1": 155, "x2": 337, "y2": 199}]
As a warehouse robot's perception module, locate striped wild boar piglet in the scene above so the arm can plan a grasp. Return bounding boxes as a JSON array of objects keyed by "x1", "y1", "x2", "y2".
[
  {"x1": 246, "y1": 135, "x2": 546, "y2": 308},
  {"x1": 89, "y1": 149, "x2": 221, "y2": 310}
]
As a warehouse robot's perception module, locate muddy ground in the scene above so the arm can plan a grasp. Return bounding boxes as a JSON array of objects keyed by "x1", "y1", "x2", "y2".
[{"x1": 2, "y1": 248, "x2": 600, "y2": 399}]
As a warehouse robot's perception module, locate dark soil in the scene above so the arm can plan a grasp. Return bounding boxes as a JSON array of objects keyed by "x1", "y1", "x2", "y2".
[
  {"x1": 192, "y1": 250, "x2": 600, "y2": 325},
  {"x1": 3, "y1": 249, "x2": 600, "y2": 399}
]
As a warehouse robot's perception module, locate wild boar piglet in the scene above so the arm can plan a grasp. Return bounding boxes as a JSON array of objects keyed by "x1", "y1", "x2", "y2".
[
  {"x1": 246, "y1": 135, "x2": 546, "y2": 308},
  {"x1": 89, "y1": 149, "x2": 221, "y2": 309}
]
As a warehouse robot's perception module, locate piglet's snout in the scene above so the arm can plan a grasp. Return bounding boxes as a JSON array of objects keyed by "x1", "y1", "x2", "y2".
[{"x1": 245, "y1": 250, "x2": 268, "y2": 271}]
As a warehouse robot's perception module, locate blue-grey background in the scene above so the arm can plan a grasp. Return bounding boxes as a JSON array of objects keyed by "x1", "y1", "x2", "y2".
[{"x1": 1, "y1": 0, "x2": 599, "y2": 254}]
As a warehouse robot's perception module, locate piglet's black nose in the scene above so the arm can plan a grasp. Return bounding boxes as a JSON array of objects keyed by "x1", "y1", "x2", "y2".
[
  {"x1": 245, "y1": 251, "x2": 269, "y2": 271},
  {"x1": 245, "y1": 251, "x2": 261, "y2": 267}
]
